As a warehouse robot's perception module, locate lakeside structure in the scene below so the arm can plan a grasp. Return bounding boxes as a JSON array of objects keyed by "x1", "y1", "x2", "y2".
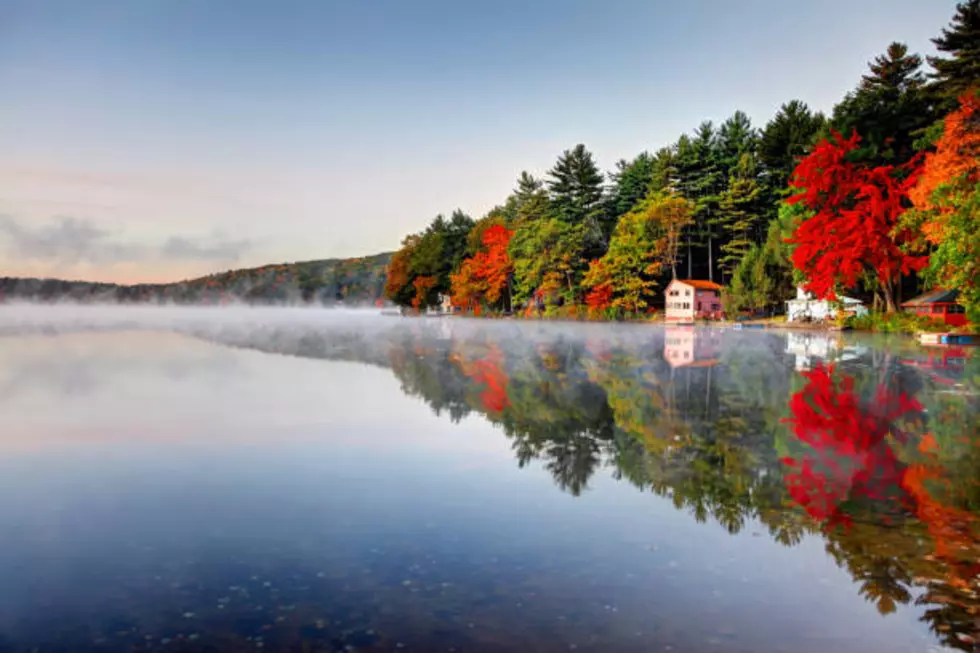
[
  {"x1": 902, "y1": 289, "x2": 968, "y2": 328},
  {"x1": 664, "y1": 280, "x2": 724, "y2": 323},
  {"x1": 786, "y1": 286, "x2": 868, "y2": 323}
]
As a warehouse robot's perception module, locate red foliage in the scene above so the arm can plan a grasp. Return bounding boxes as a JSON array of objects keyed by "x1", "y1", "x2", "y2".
[
  {"x1": 787, "y1": 131, "x2": 926, "y2": 301},
  {"x1": 450, "y1": 225, "x2": 513, "y2": 310},
  {"x1": 472, "y1": 225, "x2": 513, "y2": 304},
  {"x1": 781, "y1": 364, "x2": 922, "y2": 528},
  {"x1": 460, "y1": 345, "x2": 509, "y2": 412},
  {"x1": 585, "y1": 284, "x2": 613, "y2": 311}
]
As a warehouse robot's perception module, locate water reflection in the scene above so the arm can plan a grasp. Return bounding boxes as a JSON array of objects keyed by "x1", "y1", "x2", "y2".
[
  {"x1": 177, "y1": 317, "x2": 980, "y2": 650},
  {"x1": 0, "y1": 311, "x2": 978, "y2": 652}
]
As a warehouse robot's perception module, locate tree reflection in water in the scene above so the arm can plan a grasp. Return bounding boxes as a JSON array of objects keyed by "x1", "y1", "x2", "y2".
[{"x1": 185, "y1": 319, "x2": 980, "y2": 650}]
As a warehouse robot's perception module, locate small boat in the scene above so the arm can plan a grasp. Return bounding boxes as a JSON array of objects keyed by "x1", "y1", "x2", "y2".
[
  {"x1": 941, "y1": 333, "x2": 978, "y2": 346},
  {"x1": 919, "y1": 332, "x2": 946, "y2": 346}
]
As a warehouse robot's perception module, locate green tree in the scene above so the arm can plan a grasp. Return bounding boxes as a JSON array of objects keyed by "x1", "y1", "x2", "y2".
[
  {"x1": 718, "y1": 153, "x2": 764, "y2": 278},
  {"x1": 606, "y1": 152, "x2": 655, "y2": 221},
  {"x1": 759, "y1": 100, "x2": 826, "y2": 193},
  {"x1": 676, "y1": 123, "x2": 724, "y2": 281},
  {"x1": 513, "y1": 171, "x2": 552, "y2": 224},
  {"x1": 650, "y1": 146, "x2": 681, "y2": 194},
  {"x1": 547, "y1": 144, "x2": 608, "y2": 254},
  {"x1": 928, "y1": 0, "x2": 980, "y2": 102},
  {"x1": 830, "y1": 42, "x2": 936, "y2": 164},
  {"x1": 509, "y1": 218, "x2": 588, "y2": 307}
]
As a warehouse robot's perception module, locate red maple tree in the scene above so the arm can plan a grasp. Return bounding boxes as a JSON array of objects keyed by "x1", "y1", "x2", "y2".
[
  {"x1": 781, "y1": 364, "x2": 922, "y2": 528},
  {"x1": 787, "y1": 131, "x2": 926, "y2": 312},
  {"x1": 449, "y1": 225, "x2": 513, "y2": 311}
]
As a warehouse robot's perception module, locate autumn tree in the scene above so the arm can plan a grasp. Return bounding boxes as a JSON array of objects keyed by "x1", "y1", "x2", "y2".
[
  {"x1": 384, "y1": 235, "x2": 421, "y2": 307},
  {"x1": 450, "y1": 224, "x2": 514, "y2": 312},
  {"x1": 787, "y1": 130, "x2": 925, "y2": 312},
  {"x1": 583, "y1": 193, "x2": 694, "y2": 314},
  {"x1": 907, "y1": 91, "x2": 980, "y2": 321}
]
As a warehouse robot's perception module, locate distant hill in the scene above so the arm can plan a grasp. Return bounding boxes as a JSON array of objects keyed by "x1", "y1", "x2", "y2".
[{"x1": 0, "y1": 252, "x2": 393, "y2": 305}]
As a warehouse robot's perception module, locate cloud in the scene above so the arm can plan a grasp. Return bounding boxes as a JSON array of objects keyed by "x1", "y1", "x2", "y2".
[
  {"x1": 162, "y1": 235, "x2": 251, "y2": 262},
  {"x1": 0, "y1": 215, "x2": 252, "y2": 265}
]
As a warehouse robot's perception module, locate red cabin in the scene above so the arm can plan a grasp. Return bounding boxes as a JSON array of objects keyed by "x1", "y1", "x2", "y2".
[{"x1": 901, "y1": 288, "x2": 969, "y2": 327}]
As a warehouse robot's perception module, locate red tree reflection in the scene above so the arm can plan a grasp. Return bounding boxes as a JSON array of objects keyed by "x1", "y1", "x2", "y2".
[{"x1": 781, "y1": 364, "x2": 922, "y2": 528}]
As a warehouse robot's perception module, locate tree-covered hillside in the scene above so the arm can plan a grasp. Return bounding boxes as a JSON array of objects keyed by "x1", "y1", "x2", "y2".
[{"x1": 0, "y1": 252, "x2": 392, "y2": 305}]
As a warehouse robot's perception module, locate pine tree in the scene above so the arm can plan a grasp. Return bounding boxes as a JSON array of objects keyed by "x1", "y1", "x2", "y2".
[
  {"x1": 718, "y1": 153, "x2": 763, "y2": 279},
  {"x1": 759, "y1": 100, "x2": 826, "y2": 192},
  {"x1": 676, "y1": 123, "x2": 723, "y2": 281},
  {"x1": 830, "y1": 42, "x2": 935, "y2": 164},
  {"x1": 650, "y1": 146, "x2": 680, "y2": 194},
  {"x1": 513, "y1": 172, "x2": 551, "y2": 224},
  {"x1": 718, "y1": 111, "x2": 758, "y2": 178},
  {"x1": 929, "y1": 0, "x2": 980, "y2": 102},
  {"x1": 606, "y1": 152, "x2": 655, "y2": 221},
  {"x1": 547, "y1": 144, "x2": 608, "y2": 256}
]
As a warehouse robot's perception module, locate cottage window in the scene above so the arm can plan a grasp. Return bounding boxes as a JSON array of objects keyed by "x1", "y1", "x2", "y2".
[
  {"x1": 685, "y1": 290, "x2": 691, "y2": 297},
  {"x1": 932, "y1": 305, "x2": 945, "y2": 315},
  {"x1": 712, "y1": 304, "x2": 720, "y2": 311},
  {"x1": 948, "y1": 304, "x2": 966, "y2": 314}
]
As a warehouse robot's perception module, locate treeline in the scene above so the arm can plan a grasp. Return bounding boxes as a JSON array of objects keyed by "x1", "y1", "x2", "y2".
[
  {"x1": 0, "y1": 253, "x2": 391, "y2": 306},
  {"x1": 384, "y1": 1, "x2": 980, "y2": 323}
]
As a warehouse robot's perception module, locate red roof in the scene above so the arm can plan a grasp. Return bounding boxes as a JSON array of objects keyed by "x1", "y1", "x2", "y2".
[{"x1": 672, "y1": 279, "x2": 723, "y2": 291}]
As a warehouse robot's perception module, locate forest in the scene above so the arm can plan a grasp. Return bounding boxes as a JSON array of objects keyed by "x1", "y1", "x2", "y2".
[
  {"x1": 0, "y1": 253, "x2": 391, "y2": 306},
  {"x1": 383, "y1": 1, "x2": 980, "y2": 326}
]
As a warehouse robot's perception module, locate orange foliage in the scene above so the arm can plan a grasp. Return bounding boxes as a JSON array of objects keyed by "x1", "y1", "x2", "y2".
[
  {"x1": 909, "y1": 91, "x2": 980, "y2": 243},
  {"x1": 411, "y1": 275, "x2": 437, "y2": 309},
  {"x1": 449, "y1": 259, "x2": 484, "y2": 312},
  {"x1": 901, "y1": 433, "x2": 980, "y2": 589}
]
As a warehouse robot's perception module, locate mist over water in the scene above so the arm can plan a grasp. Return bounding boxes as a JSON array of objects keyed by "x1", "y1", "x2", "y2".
[{"x1": 0, "y1": 306, "x2": 975, "y2": 653}]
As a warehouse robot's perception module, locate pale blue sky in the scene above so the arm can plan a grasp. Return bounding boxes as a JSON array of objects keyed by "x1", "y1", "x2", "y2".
[{"x1": 0, "y1": 0, "x2": 960, "y2": 282}]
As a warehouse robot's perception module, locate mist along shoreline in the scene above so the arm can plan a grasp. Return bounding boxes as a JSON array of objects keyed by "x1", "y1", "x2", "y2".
[{"x1": 391, "y1": 310, "x2": 975, "y2": 338}]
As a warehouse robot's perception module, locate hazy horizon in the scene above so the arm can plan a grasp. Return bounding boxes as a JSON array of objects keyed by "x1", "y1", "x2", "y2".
[{"x1": 1, "y1": 0, "x2": 959, "y2": 284}]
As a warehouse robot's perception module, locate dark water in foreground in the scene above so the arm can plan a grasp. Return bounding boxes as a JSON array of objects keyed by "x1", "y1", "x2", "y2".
[{"x1": 0, "y1": 307, "x2": 978, "y2": 653}]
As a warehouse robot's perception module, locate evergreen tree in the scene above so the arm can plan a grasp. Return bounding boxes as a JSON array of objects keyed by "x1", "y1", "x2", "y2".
[
  {"x1": 606, "y1": 152, "x2": 655, "y2": 221},
  {"x1": 929, "y1": 0, "x2": 980, "y2": 102},
  {"x1": 718, "y1": 111, "x2": 758, "y2": 177},
  {"x1": 830, "y1": 42, "x2": 936, "y2": 164},
  {"x1": 513, "y1": 171, "x2": 551, "y2": 224},
  {"x1": 650, "y1": 146, "x2": 681, "y2": 194},
  {"x1": 443, "y1": 210, "x2": 476, "y2": 275},
  {"x1": 718, "y1": 153, "x2": 763, "y2": 279},
  {"x1": 547, "y1": 144, "x2": 608, "y2": 254},
  {"x1": 759, "y1": 100, "x2": 826, "y2": 192},
  {"x1": 676, "y1": 123, "x2": 723, "y2": 281}
]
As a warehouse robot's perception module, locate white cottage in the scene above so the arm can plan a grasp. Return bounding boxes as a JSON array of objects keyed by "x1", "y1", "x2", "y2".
[{"x1": 785, "y1": 286, "x2": 867, "y2": 323}]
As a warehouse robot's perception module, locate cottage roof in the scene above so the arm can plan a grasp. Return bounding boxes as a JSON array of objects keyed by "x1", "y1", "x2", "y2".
[
  {"x1": 901, "y1": 288, "x2": 960, "y2": 306},
  {"x1": 670, "y1": 279, "x2": 723, "y2": 291}
]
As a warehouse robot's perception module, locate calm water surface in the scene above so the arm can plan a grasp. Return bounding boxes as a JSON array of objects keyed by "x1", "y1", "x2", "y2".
[{"x1": 0, "y1": 306, "x2": 978, "y2": 653}]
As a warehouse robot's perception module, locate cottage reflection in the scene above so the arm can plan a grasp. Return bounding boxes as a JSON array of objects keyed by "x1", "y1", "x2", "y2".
[{"x1": 663, "y1": 325, "x2": 722, "y2": 368}]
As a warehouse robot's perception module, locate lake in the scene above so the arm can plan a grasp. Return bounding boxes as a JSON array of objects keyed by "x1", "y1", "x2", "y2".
[{"x1": 0, "y1": 306, "x2": 977, "y2": 653}]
